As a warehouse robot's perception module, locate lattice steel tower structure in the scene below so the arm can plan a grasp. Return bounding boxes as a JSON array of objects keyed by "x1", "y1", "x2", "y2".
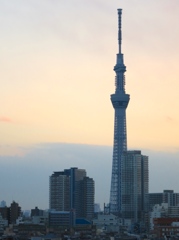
[{"x1": 110, "y1": 9, "x2": 130, "y2": 214}]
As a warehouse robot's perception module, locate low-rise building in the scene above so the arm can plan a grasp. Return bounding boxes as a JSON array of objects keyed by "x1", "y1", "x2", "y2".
[
  {"x1": 93, "y1": 213, "x2": 120, "y2": 232},
  {"x1": 48, "y1": 210, "x2": 75, "y2": 228},
  {"x1": 153, "y1": 217, "x2": 179, "y2": 238},
  {"x1": 0, "y1": 213, "x2": 8, "y2": 233},
  {"x1": 31, "y1": 207, "x2": 44, "y2": 217},
  {"x1": 150, "y1": 203, "x2": 168, "y2": 230},
  {"x1": 150, "y1": 203, "x2": 179, "y2": 231}
]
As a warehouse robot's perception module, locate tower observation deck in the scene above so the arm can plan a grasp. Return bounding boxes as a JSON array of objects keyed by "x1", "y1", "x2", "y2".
[{"x1": 110, "y1": 9, "x2": 130, "y2": 214}]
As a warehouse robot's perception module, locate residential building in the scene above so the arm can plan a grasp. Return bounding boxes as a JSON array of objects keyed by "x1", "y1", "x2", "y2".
[
  {"x1": 0, "y1": 213, "x2": 8, "y2": 231},
  {"x1": 93, "y1": 213, "x2": 120, "y2": 232},
  {"x1": 31, "y1": 207, "x2": 44, "y2": 217},
  {"x1": 150, "y1": 203, "x2": 168, "y2": 230},
  {"x1": 48, "y1": 210, "x2": 75, "y2": 228},
  {"x1": 0, "y1": 207, "x2": 10, "y2": 224},
  {"x1": 168, "y1": 206, "x2": 179, "y2": 217},
  {"x1": 49, "y1": 171, "x2": 70, "y2": 211},
  {"x1": 76, "y1": 176, "x2": 94, "y2": 220},
  {"x1": 153, "y1": 217, "x2": 179, "y2": 238},
  {"x1": 49, "y1": 167, "x2": 94, "y2": 221},
  {"x1": 0, "y1": 201, "x2": 6, "y2": 208},
  {"x1": 0, "y1": 201, "x2": 21, "y2": 225},
  {"x1": 121, "y1": 150, "x2": 149, "y2": 227},
  {"x1": 149, "y1": 190, "x2": 179, "y2": 210},
  {"x1": 150, "y1": 203, "x2": 179, "y2": 232},
  {"x1": 10, "y1": 201, "x2": 21, "y2": 224},
  {"x1": 31, "y1": 215, "x2": 48, "y2": 225},
  {"x1": 94, "y1": 204, "x2": 101, "y2": 213}
]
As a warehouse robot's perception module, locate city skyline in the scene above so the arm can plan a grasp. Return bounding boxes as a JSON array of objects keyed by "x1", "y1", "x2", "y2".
[{"x1": 0, "y1": 0, "x2": 179, "y2": 209}]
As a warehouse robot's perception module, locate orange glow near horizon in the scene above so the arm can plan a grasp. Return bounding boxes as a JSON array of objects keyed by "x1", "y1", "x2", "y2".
[{"x1": 0, "y1": 0, "x2": 179, "y2": 156}]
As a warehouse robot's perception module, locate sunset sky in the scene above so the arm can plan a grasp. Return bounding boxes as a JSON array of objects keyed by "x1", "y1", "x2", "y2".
[{"x1": 0, "y1": 0, "x2": 179, "y2": 209}]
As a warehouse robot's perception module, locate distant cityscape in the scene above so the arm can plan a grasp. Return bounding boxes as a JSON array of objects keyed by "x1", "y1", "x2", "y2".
[{"x1": 0, "y1": 8, "x2": 179, "y2": 240}]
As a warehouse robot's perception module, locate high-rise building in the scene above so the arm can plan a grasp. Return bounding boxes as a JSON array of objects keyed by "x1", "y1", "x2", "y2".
[
  {"x1": 109, "y1": 9, "x2": 130, "y2": 214},
  {"x1": 121, "y1": 151, "x2": 149, "y2": 225},
  {"x1": 49, "y1": 171, "x2": 71, "y2": 211},
  {"x1": 76, "y1": 176, "x2": 94, "y2": 220},
  {"x1": 49, "y1": 167, "x2": 94, "y2": 220}
]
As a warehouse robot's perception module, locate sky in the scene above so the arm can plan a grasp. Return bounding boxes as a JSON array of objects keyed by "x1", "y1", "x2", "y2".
[{"x1": 0, "y1": 0, "x2": 179, "y2": 210}]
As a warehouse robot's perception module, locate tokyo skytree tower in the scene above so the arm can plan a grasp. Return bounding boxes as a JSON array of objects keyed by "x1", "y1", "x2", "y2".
[{"x1": 110, "y1": 9, "x2": 130, "y2": 214}]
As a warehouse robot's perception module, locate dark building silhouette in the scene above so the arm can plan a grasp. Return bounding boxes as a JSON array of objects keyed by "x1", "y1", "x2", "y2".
[
  {"x1": 31, "y1": 206, "x2": 44, "y2": 217},
  {"x1": 0, "y1": 206, "x2": 10, "y2": 223},
  {"x1": 9, "y1": 201, "x2": 21, "y2": 224},
  {"x1": 76, "y1": 176, "x2": 94, "y2": 220},
  {"x1": 0, "y1": 201, "x2": 21, "y2": 224}
]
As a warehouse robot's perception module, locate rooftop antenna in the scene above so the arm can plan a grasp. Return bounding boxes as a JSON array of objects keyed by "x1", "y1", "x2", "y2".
[{"x1": 117, "y1": 9, "x2": 122, "y2": 54}]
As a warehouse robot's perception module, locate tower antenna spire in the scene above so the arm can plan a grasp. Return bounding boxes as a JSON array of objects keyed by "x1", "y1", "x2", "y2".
[{"x1": 118, "y1": 9, "x2": 122, "y2": 54}]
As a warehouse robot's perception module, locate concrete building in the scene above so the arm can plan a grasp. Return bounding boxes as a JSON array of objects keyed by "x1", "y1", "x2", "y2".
[
  {"x1": 121, "y1": 151, "x2": 149, "y2": 227},
  {"x1": 0, "y1": 201, "x2": 6, "y2": 208},
  {"x1": 149, "y1": 190, "x2": 179, "y2": 210},
  {"x1": 49, "y1": 171, "x2": 71, "y2": 211},
  {"x1": 10, "y1": 201, "x2": 21, "y2": 224},
  {"x1": 94, "y1": 204, "x2": 101, "y2": 213},
  {"x1": 49, "y1": 167, "x2": 94, "y2": 221},
  {"x1": 48, "y1": 210, "x2": 75, "y2": 228},
  {"x1": 31, "y1": 216, "x2": 48, "y2": 225},
  {"x1": 0, "y1": 201, "x2": 21, "y2": 225},
  {"x1": 150, "y1": 203, "x2": 168, "y2": 230},
  {"x1": 0, "y1": 213, "x2": 8, "y2": 231},
  {"x1": 0, "y1": 207, "x2": 10, "y2": 224},
  {"x1": 31, "y1": 207, "x2": 44, "y2": 217},
  {"x1": 152, "y1": 217, "x2": 179, "y2": 238},
  {"x1": 75, "y1": 176, "x2": 94, "y2": 220},
  {"x1": 168, "y1": 206, "x2": 179, "y2": 217},
  {"x1": 150, "y1": 203, "x2": 179, "y2": 232},
  {"x1": 93, "y1": 213, "x2": 120, "y2": 232}
]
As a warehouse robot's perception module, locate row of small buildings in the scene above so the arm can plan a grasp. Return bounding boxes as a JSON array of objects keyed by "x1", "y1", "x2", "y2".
[{"x1": 2, "y1": 202, "x2": 179, "y2": 239}]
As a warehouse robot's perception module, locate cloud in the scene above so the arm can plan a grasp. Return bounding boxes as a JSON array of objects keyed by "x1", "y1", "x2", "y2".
[
  {"x1": 165, "y1": 116, "x2": 174, "y2": 123},
  {"x1": 0, "y1": 145, "x2": 28, "y2": 157},
  {"x1": 0, "y1": 142, "x2": 112, "y2": 210},
  {"x1": 0, "y1": 143, "x2": 179, "y2": 210},
  {"x1": 0, "y1": 116, "x2": 12, "y2": 123}
]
